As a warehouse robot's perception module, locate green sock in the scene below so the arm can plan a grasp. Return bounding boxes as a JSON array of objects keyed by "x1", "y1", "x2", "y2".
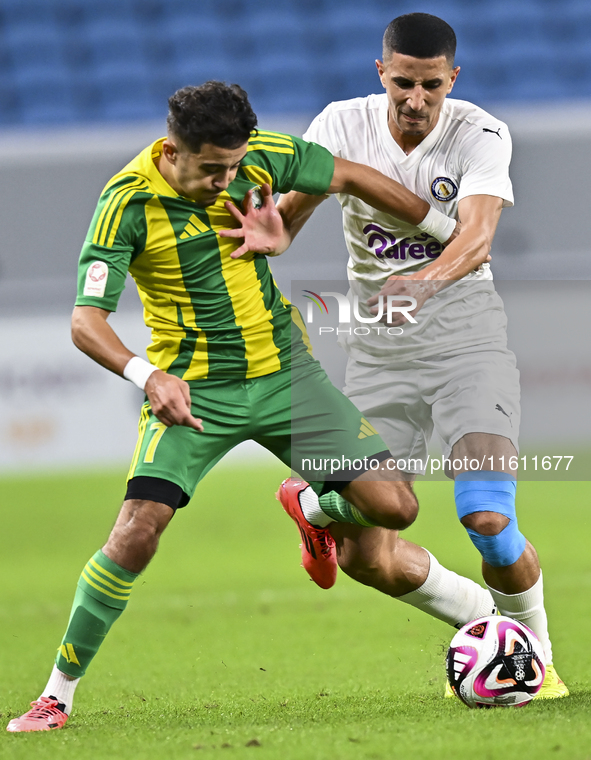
[
  {"x1": 55, "y1": 549, "x2": 138, "y2": 678},
  {"x1": 319, "y1": 491, "x2": 380, "y2": 527}
]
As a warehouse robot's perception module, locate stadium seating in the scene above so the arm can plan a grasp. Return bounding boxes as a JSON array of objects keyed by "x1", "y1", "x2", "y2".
[{"x1": 0, "y1": 0, "x2": 589, "y2": 126}]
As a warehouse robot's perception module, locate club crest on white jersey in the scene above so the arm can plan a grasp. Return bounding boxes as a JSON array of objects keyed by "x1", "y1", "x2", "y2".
[{"x1": 431, "y1": 177, "x2": 458, "y2": 202}]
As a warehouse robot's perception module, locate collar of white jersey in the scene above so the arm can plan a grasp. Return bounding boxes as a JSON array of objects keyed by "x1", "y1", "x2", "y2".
[{"x1": 378, "y1": 95, "x2": 449, "y2": 165}]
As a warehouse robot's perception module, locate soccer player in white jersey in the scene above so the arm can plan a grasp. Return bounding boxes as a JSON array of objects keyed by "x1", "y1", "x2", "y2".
[{"x1": 229, "y1": 12, "x2": 568, "y2": 698}]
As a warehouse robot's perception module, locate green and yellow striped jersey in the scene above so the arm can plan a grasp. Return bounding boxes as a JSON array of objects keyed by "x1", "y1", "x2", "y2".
[{"x1": 76, "y1": 131, "x2": 334, "y2": 379}]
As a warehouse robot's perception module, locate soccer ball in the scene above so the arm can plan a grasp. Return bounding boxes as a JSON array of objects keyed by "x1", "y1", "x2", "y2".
[{"x1": 446, "y1": 615, "x2": 545, "y2": 708}]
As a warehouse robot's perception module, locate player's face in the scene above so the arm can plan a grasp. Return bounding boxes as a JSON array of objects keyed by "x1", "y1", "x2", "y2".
[
  {"x1": 161, "y1": 140, "x2": 248, "y2": 206},
  {"x1": 376, "y1": 53, "x2": 459, "y2": 145}
]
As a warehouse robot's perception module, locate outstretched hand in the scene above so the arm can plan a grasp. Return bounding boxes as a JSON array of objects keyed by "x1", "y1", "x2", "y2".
[{"x1": 219, "y1": 183, "x2": 286, "y2": 259}]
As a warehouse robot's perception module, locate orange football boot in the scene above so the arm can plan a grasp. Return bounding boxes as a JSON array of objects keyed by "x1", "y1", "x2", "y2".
[
  {"x1": 277, "y1": 478, "x2": 337, "y2": 589},
  {"x1": 7, "y1": 697, "x2": 68, "y2": 732}
]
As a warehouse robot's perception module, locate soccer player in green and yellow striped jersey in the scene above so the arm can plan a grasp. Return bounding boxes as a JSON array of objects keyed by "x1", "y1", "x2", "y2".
[
  {"x1": 8, "y1": 81, "x2": 458, "y2": 731},
  {"x1": 76, "y1": 119, "x2": 332, "y2": 380}
]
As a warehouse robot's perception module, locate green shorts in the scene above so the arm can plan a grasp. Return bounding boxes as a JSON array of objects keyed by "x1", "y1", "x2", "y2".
[{"x1": 127, "y1": 357, "x2": 389, "y2": 502}]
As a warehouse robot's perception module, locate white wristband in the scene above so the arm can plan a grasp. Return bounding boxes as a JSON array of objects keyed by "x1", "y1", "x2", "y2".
[
  {"x1": 123, "y1": 356, "x2": 158, "y2": 390},
  {"x1": 417, "y1": 206, "x2": 457, "y2": 244}
]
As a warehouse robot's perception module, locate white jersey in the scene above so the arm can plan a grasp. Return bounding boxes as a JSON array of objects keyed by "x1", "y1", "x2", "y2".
[
  {"x1": 303, "y1": 95, "x2": 515, "y2": 362},
  {"x1": 303, "y1": 94, "x2": 513, "y2": 284}
]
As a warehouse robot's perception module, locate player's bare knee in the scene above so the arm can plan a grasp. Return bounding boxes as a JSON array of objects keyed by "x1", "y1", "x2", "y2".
[
  {"x1": 105, "y1": 499, "x2": 172, "y2": 566},
  {"x1": 401, "y1": 487, "x2": 419, "y2": 527},
  {"x1": 350, "y1": 480, "x2": 418, "y2": 530},
  {"x1": 130, "y1": 498, "x2": 172, "y2": 527},
  {"x1": 461, "y1": 511, "x2": 509, "y2": 536},
  {"x1": 379, "y1": 486, "x2": 418, "y2": 530}
]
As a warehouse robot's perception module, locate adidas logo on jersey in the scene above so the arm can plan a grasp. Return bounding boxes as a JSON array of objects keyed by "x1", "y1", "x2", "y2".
[
  {"x1": 180, "y1": 214, "x2": 210, "y2": 239},
  {"x1": 358, "y1": 418, "x2": 378, "y2": 439}
]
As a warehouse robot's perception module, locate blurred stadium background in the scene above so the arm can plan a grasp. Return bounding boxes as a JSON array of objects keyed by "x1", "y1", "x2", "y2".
[{"x1": 0, "y1": 0, "x2": 589, "y2": 472}]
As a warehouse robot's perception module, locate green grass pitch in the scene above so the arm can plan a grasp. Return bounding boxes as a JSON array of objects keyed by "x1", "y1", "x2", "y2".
[{"x1": 1, "y1": 464, "x2": 590, "y2": 760}]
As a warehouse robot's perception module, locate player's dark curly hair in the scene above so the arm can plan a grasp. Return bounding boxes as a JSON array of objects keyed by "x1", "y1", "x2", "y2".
[
  {"x1": 383, "y1": 13, "x2": 456, "y2": 66},
  {"x1": 167, "y1": 81, "x2": 258, "y2": 153}
]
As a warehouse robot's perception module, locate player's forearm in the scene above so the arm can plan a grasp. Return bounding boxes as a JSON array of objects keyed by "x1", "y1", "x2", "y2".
[
  {"x1": 329, "y1": 157, "x2": 428, "y2": 225},
  {"x1": 72, "y1": 307, "x2": 202, "y2": 430},
  {"x1": 410, "y1": 195, "x2": 502, "y2": 287},
  {"x1": 330, "y1": 158, "x2": 456, "y2": 243},
  {"x1": 410, "y1": 227, "x2": 492, "y2": 286},
  {"x1": 271, "y1": 158, "x2": 455, "y2": 257},
  {"x1": 71, "y1": 306, "x2": 135, "y2": 376},
  {"x1": 276, "y1": 191, "x2": 327, "y2": 252}
]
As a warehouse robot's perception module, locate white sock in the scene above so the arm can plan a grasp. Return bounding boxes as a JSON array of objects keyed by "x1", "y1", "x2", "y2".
[
  {"x1": 397, "y1": 551, "x2": 497, "y2": 629},
  {"x1": 487, "y1": 571, "x2": 553, "y2": 664},
  {"x1": 299, "y1": 486, "x2": 334, "y2": 527},
  {"x1": 41, "y1": 665, "x2": 80, "y2": 715}
]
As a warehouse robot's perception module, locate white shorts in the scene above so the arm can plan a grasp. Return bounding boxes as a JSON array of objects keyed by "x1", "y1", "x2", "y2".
[{"x1": 343, "y1": 345, "x2": 521, "y2": 475}]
